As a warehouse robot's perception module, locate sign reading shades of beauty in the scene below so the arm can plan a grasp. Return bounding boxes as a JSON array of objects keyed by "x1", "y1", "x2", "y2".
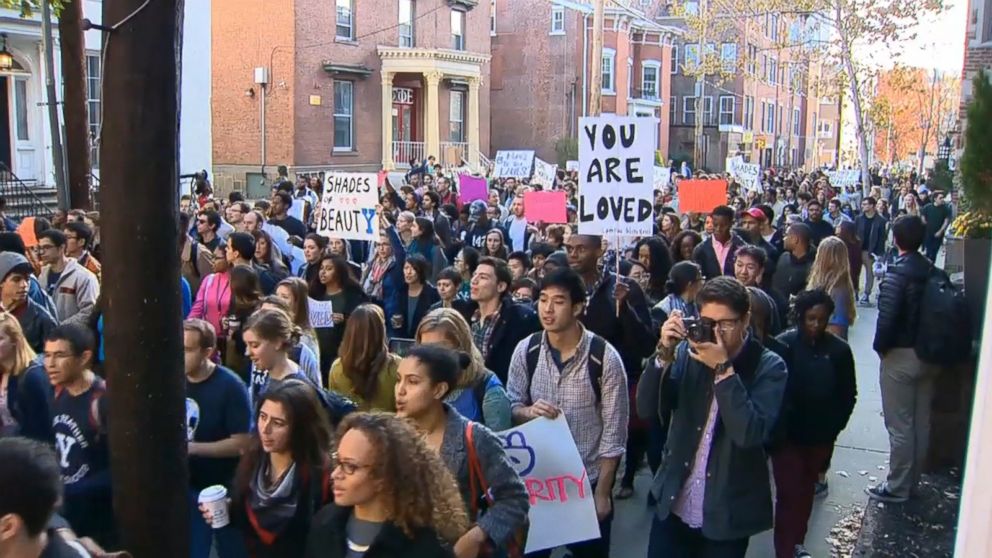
[
  {"x1": 726, "y1": 156, "x2": 762, "y2": 193},
  {"x1": 497, "y1": 416, "x2": 599, "y2": 553},
  {"x1": 531, "y1": 158, "x2": 558, "y2": 189},
  {"x1": 316, "y1": 172, "x2": 379, "y2": 241},
  {"x1": 578, "y1": 116, "x2": 656, "y2": 236},
  {"x1": 493, "y1": 150, "x2": 536, "y2": 178}
]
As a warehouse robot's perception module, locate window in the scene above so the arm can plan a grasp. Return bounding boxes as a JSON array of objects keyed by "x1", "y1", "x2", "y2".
[
  {"x1": 13, "y1": 78, "x2": 27, "y2": 142},
  {"x1": 602, "y1": 49, "x2": 615, "y2": 93},
  {"x1": 627, "y1": 59, "x2": 633, "y2": 98},
  {"x1": 683, "y1": 1, "x2": 699, "y2": 15},
  {"x1": 720, "y1": 43, "x2": 737, "y2": 72},
  {"x1": 793, "y1": 107, "x2": 800, "y2": 135},
  {"x1": 778, "y1": 105, "x2": 783, "y2": 133},
  {"x1": 86, "y1": 54, "x2": 101, "y2": 166},
  {"x1": 551, "y1": 5, "x2": 565, "y2": 34},
  {"x1": 449, "y1": 90, "x2": 465, "y2": 142},
  {"x1": 702, "y1": 96, "x2": 713, "y2": 124},
  {"x1": 336, "y1": 0, "x2": 354, "y2": 40},
  {"x1": 642, "y1": 62, "x2": 660, "y2": 99},
  {"x1": 746, "y1": 44, "x2": 757, "y2": 74},
  {"x1": 683, "y1": 96, "x2": 696, "y2": 125},
  {"x1": 671, "y1": 45, "x2": 679, "y2": 73},
  {"x1": 744, "y1": 96, "x2": 754, "y2": 130},
  {"x1": 333, "y1": 80, "x2": 353, "y2": 151},
  {"x1": 491, "y1": 0, "x2": 496, "y2": 36},
  {"x1": 684, "y1": 44, "x2": 699, "y2": 69},
  {"x1": 399, "y1": 0, "x2": 415, "y2": 47},
  {"x1": 719, "y1": 96, "x2": 735, "y2": 126},
  {"x1": 812, "y1": 112, "x2": 818, "y2": 141},
  {"x1": 818, "y1": 121, "x2": 833, "y2": 138},
  {"x1": 760, "y1": 102, "x2": 766, "y2": 132},
  {"x1": 764, "y1": 101, "x2": 775, "y2": 132},
  {"x1": 451, "y1": 9, "x2": 465, "y2": 50},
  {"x1": 768, "y1": 56, "x2": 777, "y2": 84},
  {"x1": 670, "y1": 96, "x2": 677, "y2": 121}
]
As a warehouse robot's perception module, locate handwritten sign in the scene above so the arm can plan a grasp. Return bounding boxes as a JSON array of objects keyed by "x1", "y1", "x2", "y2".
[
  {"x1": 726, "y1": 157, "x2": 762, "y2": 192},
  {"x1": 308, "y1": 297, "x2": 334, "y2": 328},
  {"x1": 531, "y1": 158, "x2": 558, "y2": 189},
  {"x1": 524, "y1": 191, "x2": 567, "y2": 224},
  {"x1": 566, "y1": 160, "x2": 579, "y2": 173},
  {"x1": 497, "y1": 416, "x2": 599, "y2": 553},
  {"x1": 316, "y1": 172, "x2": 379, "y2": 241},
  {"x1": 827, "y1": 169, "x2": 861, "y2": 188},
  {"x1": 578, "y1": 115, "x2": 656, "y2": 236},
  {"x1": 493, "y1": 150, "x2": 535, "y2": 178},
  {"x1": 678, "y1": 179, "x2": 728, "y2": 214},
  {"x1": 653, "y1": 166, "x2": 671, "y2": 190},
  {"x1": 458, "y1": 174, "x2": 489, "y2": 203}
]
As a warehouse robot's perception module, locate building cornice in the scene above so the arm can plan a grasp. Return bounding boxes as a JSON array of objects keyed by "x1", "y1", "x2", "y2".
[{"x1": 377, "y1": 46, "x2": 491, "y2": 66}]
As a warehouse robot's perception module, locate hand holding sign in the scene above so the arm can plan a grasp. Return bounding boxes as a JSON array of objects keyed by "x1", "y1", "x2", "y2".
[{"x1": 316, "y1": 173, "x2": 379, "y2": 241}]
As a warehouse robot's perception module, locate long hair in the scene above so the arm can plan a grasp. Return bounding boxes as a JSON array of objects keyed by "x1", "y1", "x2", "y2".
[
  {"x1": 634, "y1": 236, "x2": 673, "y2": 299},
  {"x1": 233, "y1": 381, "x2": 334, "y2": 505},
  {"x1": 0, "y1": 312, "x2": 36, "y2": 376},
  {"x1": 411, "y1": 217, "x2": 437, "y2": 252},
  {"x1": 806, "y1": 236, "x2": 857, "y2": 322},
  {"x1": 337, "y1": 413, "x2": 469, "y2": 543},
  {"x1": 339, "y1": 304, "x2": 389, "y2": 404},
  {"x1": 482, "y1": 228, "x2": 508, "y2": 260},
  {"x1": 309, "y1": 255, "x2": 363, "y2": 299},
  {"x1": 276, "y1": 277, "x2": 314, "y2": 333},
  {"x1": 669, "y1": 230, "x2": 703, "y2": 263},
  {"x1": 252, "y1": 230, "x2": 288, "y2": 273},
  {"x1": 229, "y1": 264, "x2": 262, "y2": 315},
  {"x1": 415, "y1": 308, "x2": 485, "y2": 388}
]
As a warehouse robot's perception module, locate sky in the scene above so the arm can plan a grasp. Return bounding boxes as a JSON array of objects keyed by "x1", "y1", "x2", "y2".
[{"x1": 883, "y1": 0, "x2": 969, "y2": 75}]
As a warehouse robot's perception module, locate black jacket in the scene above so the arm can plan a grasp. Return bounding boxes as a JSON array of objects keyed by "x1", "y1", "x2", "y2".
[
  {"x1": 873, "y1": 251, "x2": 929, "y2": 355},
  {"x1": 855, "y1": 213, "x2": 888, "y2": 257},
  {"x1": 772, "y1": 250, "x2": 814, "y2": 300},
  {"x1": 579, "y1": 271, "x2": 656, "y2": 379},
  {"x1": 482, "y1": 297, "x2": 541, "y2": 384},
  {"x1": 305, "y1": 503, "x2": 453, "y2": 558},
  {"x1": 13, "y1": 298, "x2": 57, "y2": 354},
  {"x1": 805, "y1": 218, "x2": 835, "y2": 246},
  {"x1": 394, "y1": 284, "x2": 441, "y2": 338},
  {"x1": 314, "y1": 287, "x2": 371, "y2": 373},
  {"x1": 692, "y1": 233, "x2": 748, "y2": 280},
  {"x1": 429, "y1": 298, "x2": 475, "y2": 324},
  {"x1": 773, "y1": 329, "x2": 857, "y2": 446}
]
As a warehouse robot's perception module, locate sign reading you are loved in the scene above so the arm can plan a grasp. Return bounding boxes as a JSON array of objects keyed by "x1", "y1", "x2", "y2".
[
  {"x1": 578, "y1": 116, "x2": 656, "y2": 236},
  {"x1": 316, "y1": 172, "x2": 379, "y2": 241}
]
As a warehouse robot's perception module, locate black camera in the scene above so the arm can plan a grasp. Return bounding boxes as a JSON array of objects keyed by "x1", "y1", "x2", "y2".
[{"x1": 683, "y1": 317, "x2": 715, "y2": 344}]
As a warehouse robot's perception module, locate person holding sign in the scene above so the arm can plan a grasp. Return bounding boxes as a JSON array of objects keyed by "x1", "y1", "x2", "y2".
[
  {"x1": 308, "y1": 256, "x2": 370, "y2": 374},
  {"x1": 396, "y1": 345, "x2": 529, "y2": 558},
  {"x1": 507, "y1": 268, "x2": 629, "y2": 558}
]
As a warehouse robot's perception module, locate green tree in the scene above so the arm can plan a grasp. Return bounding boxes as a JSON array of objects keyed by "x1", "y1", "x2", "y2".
[{"x1": 960, "y1": 73, "x2": 992, "y2": 213}]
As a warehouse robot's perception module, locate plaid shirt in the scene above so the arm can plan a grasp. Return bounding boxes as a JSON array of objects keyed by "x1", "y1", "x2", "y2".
[
  {"x1": 471, "y1": 303, "x2": 502, "y2": 360},
  {"x1": 506, "y1": 327, "x2": 629, "y2": 484}
]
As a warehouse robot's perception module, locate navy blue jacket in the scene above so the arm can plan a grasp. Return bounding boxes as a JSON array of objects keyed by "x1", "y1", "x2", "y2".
[
  {"x1": 482, "y1": 297, "x2": 541, "y2": 384},
  {"x1": 5, "y1": 363, "x2": 53, "y2": 442}
]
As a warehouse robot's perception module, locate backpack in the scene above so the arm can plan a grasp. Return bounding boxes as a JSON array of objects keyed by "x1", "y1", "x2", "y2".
[
  {"x1": 915, "y1": 265, "x2": 972, "y2": 365},
  {"x1": 524, "y1": 332, "x2": 607, "y2": 404},
  {"x1": 470, "y1": 370, "x2": 498, "y2": 421}
]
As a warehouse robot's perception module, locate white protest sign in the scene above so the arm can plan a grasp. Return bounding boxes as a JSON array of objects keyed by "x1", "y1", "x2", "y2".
[
  {"x1": 531, "y1": 158, "x2": 558, "y2": 189},
  {"x1": 497, "y1": 416, "x2": 599, "y2": 553},
  {"x1": 307, "y1": 297, "x2": 334, "y2": 328},
  {"x1": 289, "y1": 245, "x2": 306, "y2": 276},
  {"x1": 493, "y1": 150, "x2": 536, "y2": 178},
  {"x1": 316, "y1": 172, "x2": 379, "y2": 241},
  {"x1": 566, "y1": 160, "x2": 579, "y2": 172},
  {"x1": 287, "y1": 197, "x2": 306, "y2": 221},
  {"x1": 727, "y1": 157, "x2": 762, "y2": 192},
  {"x1": 653, "y1": 166, "x2": 671, "y2": 190},
  {"x1": 261, "y1": 222, "x2": 292, "y2": 258},
  {"x1": 577, "y1": 115, "x2": 656, "y2": 236},
  {"x1": 827, "y1": 169, "x2": 861, "y2": 188}
]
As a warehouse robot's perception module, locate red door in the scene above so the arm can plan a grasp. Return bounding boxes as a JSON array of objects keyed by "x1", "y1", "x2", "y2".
[{"x1": 391, "y1": 87, "x2": 418, "y2": 164}]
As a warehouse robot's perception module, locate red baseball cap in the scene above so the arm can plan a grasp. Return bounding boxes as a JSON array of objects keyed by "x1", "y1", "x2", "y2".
[{"x1": 744, "y1": 207, "x2": 767, "y2": 221}]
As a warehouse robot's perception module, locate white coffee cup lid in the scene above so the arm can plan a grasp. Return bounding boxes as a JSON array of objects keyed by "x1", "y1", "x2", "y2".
[{"x1": 198, "y1": 485, "x2": 228, "y2": 504}]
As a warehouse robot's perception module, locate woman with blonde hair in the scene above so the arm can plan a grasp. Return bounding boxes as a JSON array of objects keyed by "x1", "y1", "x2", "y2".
[
  {"x1": 806, "y1": 236, "x2": 857, "y2": 339},
  {"x1": 275, "y1": 277, "x2": 319, "y2": 363},
  {"x1": 305, "y1": 412, "x2": 469, "y2": 558},
  {"x1": 328, "y1": 304, "x2": 400, "y2": 411},
  {"x1": 0, "y1": 312, "x2": 50, "y2": 441},
  {"x1": 415, "y1": 308, "x2": 511, "y2": 431}
]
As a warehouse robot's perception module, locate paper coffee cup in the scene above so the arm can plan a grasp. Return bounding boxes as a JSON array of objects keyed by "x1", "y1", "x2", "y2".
[{"x1": 198, "y1": 485, "x2": 230, "y2": 528}]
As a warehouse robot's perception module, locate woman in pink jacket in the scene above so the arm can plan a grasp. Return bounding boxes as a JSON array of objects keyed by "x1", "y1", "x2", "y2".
[{"x1": 188, "y1": 243, "x2": 231, "y2": 338}]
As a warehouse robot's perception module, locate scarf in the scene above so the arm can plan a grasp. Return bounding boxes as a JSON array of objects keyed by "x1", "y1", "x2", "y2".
[
  {"x1": 366, "y1": 256, "x2": 394, "y2": 301},
  {"x1": 246, "y1": 460, "x2": 300, "y2": 545}
]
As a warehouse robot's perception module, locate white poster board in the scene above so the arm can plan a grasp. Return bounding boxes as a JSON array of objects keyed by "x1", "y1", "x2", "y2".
[
  {"x1": 497, "y1": 416, "x2": 599, "y2": 553},
  {"x1": 493, "y1": 150, "x2": 536, "y2": 178},
  {"x1": 287, "y1": 197, "x2": 306, "y2": 221},
  {"x1": 653, "y1": 166, "x2": 672, "y2": 190},
  {"x1": 307, "y1": 297, "x2": 334, "y2": 328},
  {"x1": 726, "y1": 157, "x2": 762, "y2": 192},
  {"x1": 532, "y1": 158, "x2": 558, "y2": 189},
  {"x1": 577, "y1": 116, "x2": 656, "y2": 236},
  {"x1": 315, "y1": 172, "x2": 380, "y2": 241},
  {"x1": 261, "y1": 222, "x2": 292, "y2": 258},
  {"x1": 566, "y1": 160, "x2": 579, "y2": 172},
  {"x1": 827, "y1": 169, "x2": 861, "y2": 188}
]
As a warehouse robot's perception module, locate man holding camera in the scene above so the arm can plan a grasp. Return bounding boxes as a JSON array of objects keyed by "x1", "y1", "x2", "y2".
[{"x1": 637, "y1": 277, "x2": 787, "y2": 557}]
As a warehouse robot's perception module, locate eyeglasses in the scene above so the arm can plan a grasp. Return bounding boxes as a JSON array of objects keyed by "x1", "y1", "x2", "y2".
[
  {"x1": 699, "y1": 317, "x2": 741, "y2": 334},
  {"x1": 331, "y1": 452, "x2": 370, "y2": 476}
]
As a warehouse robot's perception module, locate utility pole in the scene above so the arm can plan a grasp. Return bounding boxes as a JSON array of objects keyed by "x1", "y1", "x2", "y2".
[
  {"x1": 692, "y1": 0, "x2": 708, "y2": 169},
  {"x1": 41, "y1": 0, "x2": 68, "y2": 209},
  {"x1": 102, "y1": 0, "x2": 188, "y2": 556},
  {"x1": 589, "y1": 0, "x2": 605, "y2": 116},
  {"x1": 59, "y1": 0, "x2": 93, "y2": 210}
]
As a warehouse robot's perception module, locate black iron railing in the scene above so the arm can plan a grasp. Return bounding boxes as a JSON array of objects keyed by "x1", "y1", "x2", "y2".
[{"x1": 0, "y1": 162, "x2": 57, "y2": 219}]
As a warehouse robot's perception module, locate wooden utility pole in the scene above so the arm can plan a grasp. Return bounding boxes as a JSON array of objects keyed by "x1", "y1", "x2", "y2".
[
  {"x1": 102, "y1": 0, "x2": 188, "y2": 556},
  {"x1": 41, "y1": 0, "x2": 68, "y2": 208},
  {"x1": 589, "y1": 0, "x2": 604, "y2": 116},
  {"x1": 59, "y1": 0, "x2": 93, "y2": 209}
]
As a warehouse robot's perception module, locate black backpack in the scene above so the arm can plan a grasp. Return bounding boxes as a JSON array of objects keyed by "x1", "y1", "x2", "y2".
[
  {"x1": 523, "y1": 332, "x2": 608, "y2": 404},
  {"x1": 915, "y1": 265, "x2": 972, "y2": 365}
]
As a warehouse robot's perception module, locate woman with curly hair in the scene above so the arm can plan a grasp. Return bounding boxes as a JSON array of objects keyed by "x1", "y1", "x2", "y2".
[
  {"x1": 305, "y1": 412, "x2": 470, "y2": 558},
  {"x1": 394, "y1": 346, "x2": 527, "y2": 557},
  {"x1": 669, "y1": 229, "x2": 703, "y2": 264}
]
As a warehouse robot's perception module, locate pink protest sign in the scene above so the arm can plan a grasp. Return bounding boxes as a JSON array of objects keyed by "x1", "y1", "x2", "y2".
[
  {"x1": 524, "y1": 191, "x2": 567, "y2": 224},
  {"x1": 458, "y1": 174, "x2": 489, "y2": 203}
]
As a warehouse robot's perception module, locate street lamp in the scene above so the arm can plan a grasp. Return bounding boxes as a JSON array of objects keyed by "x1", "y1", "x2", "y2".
[
  {"x1": 938, "y1": 136, "x2": 951, "y2": 162},
  {"x1": 0, "y1": 35, "x2": 13, "y2": 72}
]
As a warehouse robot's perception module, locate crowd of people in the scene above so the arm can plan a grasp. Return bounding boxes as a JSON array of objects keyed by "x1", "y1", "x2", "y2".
[{"x1": 0, "y1": 158, "x2": 958, "y2": 558}]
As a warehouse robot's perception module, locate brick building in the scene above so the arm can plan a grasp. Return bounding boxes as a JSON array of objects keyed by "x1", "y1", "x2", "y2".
[
  {"x1": 489, "y1": 0, "x2": 680, "y2": 164},
  {"x1": 211, "y1": 0, "x2": 492, "y2": 194},
  {"x1": 959, "y1": 0, "x2": 992, "y2": 146}
]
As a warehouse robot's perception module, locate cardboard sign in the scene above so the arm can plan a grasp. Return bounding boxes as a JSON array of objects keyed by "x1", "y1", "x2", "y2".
[
  {"x1": 16, "y1": 217, "x2": 36, "y2": 248},
  {"x1": 577, "y1": 115, "x2": 656, "y2": 236},
  {"x1": 497, "y1": 416, "x2": 599, "y2": 553},
  {"x1": 308, "y1": 297, "x2": 334, "y2": 328},
  {"x1": 524, "y1": 191, "x2": 567, "y2": 224},
  {"x1": 653, "y1": 166, "x2": 672, "y2": 190},
  {"x1": 566, "y1": 160, "x2": 579, "y2": 172},
  {"x1": 458, "y1": 174, "x2": 489, "y2": 203},
  {"x1": 532, "y1": 158, "x2": 558, "y2": 189},
  {"x1": 493, "y1": 150, "x2": 536, "y2": 178},
  {"x1": 678, "y1": 179, "x2": 728, "y2": 214},
  {"x1": 315, "y1": 172, "x2": 379, "y2": 241},
  {"x1": 726, "y1": 157, "x2": 762, "y2": 192}
]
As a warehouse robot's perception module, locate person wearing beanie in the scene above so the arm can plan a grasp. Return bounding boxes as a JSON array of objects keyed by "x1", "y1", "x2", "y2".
[
  {"x1": 0, "y1": 233, "x2": 58, "y2": 318},
  {"x1": 0, "y1": 252, "x2": 57, "y2": 353}
]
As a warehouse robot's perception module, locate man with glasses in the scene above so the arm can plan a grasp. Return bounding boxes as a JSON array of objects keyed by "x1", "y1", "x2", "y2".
[
  {"x1": 194, "y1": 209, "x2": 222, "y2": 251},
  {"x1": 734, "y1": 245, "x2": 786, "y2": 334},
  {"x1": 638, "y1": 277, "x2": 786, "y2": 557},
  {"x1": 36, "y1": 230, "x2": 99, "y2": 325},
  {"x1": 63, "y1": 221, "x2": 101, "y2": 283}
]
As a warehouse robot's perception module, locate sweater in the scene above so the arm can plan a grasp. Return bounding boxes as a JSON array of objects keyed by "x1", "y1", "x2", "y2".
[{"x1": 327, "y1": 353, "x2": 401, "y2": 412}]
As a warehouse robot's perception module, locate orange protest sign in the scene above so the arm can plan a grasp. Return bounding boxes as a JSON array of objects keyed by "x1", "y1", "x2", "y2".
[
  {"x1": 16, "y1": 217, "x2": 36, "y2": 247},
  {"x1": 678, "y1": 179, "x2": 728, "y2": 214}
]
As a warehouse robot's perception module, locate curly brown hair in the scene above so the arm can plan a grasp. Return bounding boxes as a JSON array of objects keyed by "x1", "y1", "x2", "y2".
[{"x1": 336, "y1": 413, "x2": 469, "y2": 543}]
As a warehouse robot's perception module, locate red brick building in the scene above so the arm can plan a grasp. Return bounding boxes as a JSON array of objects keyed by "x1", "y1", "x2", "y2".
[
  {"x1": 211, "y1": 0, "x2": 492, "y2": 194},
  {"x1": 489, "y1": 0, "x2": 680, "y2": 164},
  {"x1": 959, "y1": 0, "x2": 992, "y2": 147}
]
